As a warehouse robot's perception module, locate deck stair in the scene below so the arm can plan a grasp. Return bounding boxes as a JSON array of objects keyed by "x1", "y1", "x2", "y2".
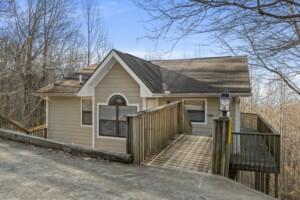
[{"x1": 0, "y1": 113, "x2": 47, "y2": 138}]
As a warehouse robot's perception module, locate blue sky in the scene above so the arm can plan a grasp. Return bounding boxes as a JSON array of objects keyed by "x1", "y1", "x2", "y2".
[{"x1": 100, "y1": 0, "x2": 225, "y2": 59}]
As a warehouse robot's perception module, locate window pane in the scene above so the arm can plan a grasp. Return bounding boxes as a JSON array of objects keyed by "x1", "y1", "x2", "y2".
[
  {"x1": 118, "y1": 106, "x2": 137, "y2": 121},
  {"x1": 184, "y1": 100, "x2": 206, "y2": 123},
  {"x1": 82, "y1": 111, "x2": 92, "y2": 125},
  {"x1": 82, "y1": 99, "x2": 92, "y2": 111},
  {"x1": 184, "y1": 100, "x2": 205, "y2": 111},
  {"x1": 187, "y1": 110, "x2": 205, "y2": 122},
  {"x1": 98, "y1": 105, "x2": 137, "y2": 137},
  {"x1": 82, "y1": 99, "x2": 92, "y2": 125},
  {"x1": 119, "y1": 121, "x2": 127, "y2": 137},
  {"x1": 108, "y1": 95, "x2": 126, "y2": 106},
  {"x1": 99, "y1": 106, "x2": 116, "y2": 120},
  {"x1": 99, "y1": 120, "x2": 117, "y2": 136}
]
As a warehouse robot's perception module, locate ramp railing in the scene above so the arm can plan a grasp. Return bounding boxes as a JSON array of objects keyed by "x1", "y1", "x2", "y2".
[{"x1": 126, "y1": 101, "x2": 192, "y2": 163}]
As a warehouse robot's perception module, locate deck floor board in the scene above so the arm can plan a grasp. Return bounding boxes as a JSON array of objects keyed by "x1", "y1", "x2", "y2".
[{"x1": 144, "y1": 134, "x2": 213, "y2": 173}]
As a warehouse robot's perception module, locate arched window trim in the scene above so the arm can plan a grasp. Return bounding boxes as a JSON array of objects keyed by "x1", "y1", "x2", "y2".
[
  {"x1": 106, "y1": 93, "x2": 128, "y2": 105},
  {"x1": 108, "y1": 95, "x2": 127, "y2": 106}
]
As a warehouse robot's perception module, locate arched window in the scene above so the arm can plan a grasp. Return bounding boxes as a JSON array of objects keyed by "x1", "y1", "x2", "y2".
[
  {"x1": 99, "y1": 94, "x2": 137, "y2": 137},
  {"x1": 108, "y1": 95, "x2": 127, "y2": 106}
]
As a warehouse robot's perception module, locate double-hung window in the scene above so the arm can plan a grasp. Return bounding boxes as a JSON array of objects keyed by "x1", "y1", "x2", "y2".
[
  {"x1": 184, "y1": 99, "x2": 206, "y2": 123},
  {"x1": 82, "y1": 99, "x2": 92, "y2": 125}
]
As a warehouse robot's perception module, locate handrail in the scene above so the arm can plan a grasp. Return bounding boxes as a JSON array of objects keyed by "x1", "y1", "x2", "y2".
[
  {"x1": 28, "y1": 125, "x2": 47, "y2": 138},
  {"x1": 0, "y1": 113, "x2": 47, "y2": 138},
  {"x1": 240, "y1": 112, "x2": 279, "y2": 134},
  {"x1": 232, "y1": 131, "x2": 280, "y2": 136},
  {"x1": 0, "y1": 113, "x2": 28, "y2": 133},
  {"x1": 27, "y1": 124, "x2": 47, "y2": 132},
  {"x1": 130, "y1": 101, "x2": 181, "y2": 117}
]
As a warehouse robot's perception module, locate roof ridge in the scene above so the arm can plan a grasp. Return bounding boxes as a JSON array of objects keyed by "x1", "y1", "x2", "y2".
[{"x1": 151, "y1": 55, "x2": 247, "y2": 62}]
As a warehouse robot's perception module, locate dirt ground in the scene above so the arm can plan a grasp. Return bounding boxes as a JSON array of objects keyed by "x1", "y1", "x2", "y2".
[{"x1": 0, "y1": 138, "x2": 274, "y2": 200}]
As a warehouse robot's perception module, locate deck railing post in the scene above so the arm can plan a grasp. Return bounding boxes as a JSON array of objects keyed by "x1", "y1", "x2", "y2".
[
  {"x1": 177, "y1": 102, "x2": 183, "y2": 134},
  {"x1": 126, "y1": 115, "x2": 141, "y2": 163},
  {"x1": 212, "y1": 118, "x2": 231, "y2": 178}
]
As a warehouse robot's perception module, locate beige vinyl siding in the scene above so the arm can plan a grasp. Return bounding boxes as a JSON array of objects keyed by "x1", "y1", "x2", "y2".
[
  {"x1": 157, "y1": 97, "x2": 237, "y2": 136},
  {"x1": 48, "y1": 96, "x2": 92, "y2": 147},
  {"x1": 94, "y1": 62, "x2": 142, "y2": 153}
]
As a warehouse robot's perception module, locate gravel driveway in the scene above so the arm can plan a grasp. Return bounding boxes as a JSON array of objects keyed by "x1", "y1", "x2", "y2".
[{"x1": 0, "y1": 138, "x2": 274, "y2": 200}]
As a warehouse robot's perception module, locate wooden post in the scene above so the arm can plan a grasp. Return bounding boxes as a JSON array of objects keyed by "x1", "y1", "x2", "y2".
[
  {"x1": 212, "y1": 118, "x2": 231, "y2": 177},
  {"x1": 275, "y1": 173, "x2": 279, "y2": 198},
  {"x1": 177, "y1": 102, "x2": 183, "y2": 134},
  {"x1": 255, "y1": 172, "x2": 261, "y2": 191},
  {"x1": 126, "y1": 115, "x2": 141, "y2": 163},
  {"x1": 260, "y1": 172, "x2": 265, "y2": 193},
  {"x1": 265, "y1": 173, "x2": 270, "y2": 195}
]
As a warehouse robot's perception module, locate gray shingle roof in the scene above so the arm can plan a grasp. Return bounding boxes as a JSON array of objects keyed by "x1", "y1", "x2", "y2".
[
  {"x1": 35, "y1": 70, "x2": 94, "y2": 94},
  {"x1": 34, "y1": 49, "x2": 251, "y2": 95},
  {"x1": 152, "y1": 56, "x2": 251, "y2": 94},
  {"x1": 114, "y1": 50, "x2": 163, "y2": 93}
]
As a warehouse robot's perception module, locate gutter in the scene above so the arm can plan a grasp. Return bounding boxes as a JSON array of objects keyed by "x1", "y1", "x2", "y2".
[{"x1": 152, "y1": 92, "x2": 252, "y2": 98}]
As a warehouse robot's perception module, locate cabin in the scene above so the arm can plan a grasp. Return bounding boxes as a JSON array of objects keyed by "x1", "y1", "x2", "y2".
[
  {"x1": 33, "y1": 49, "x2": 251, "y2": 153},
  {"x1": 0, "y1": 49, "x2": 279, "y2": 197}
]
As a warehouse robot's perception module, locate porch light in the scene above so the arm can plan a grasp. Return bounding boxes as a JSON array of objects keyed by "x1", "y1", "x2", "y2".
[{"x1": 219, "y1": 90, "x2": 231, "y2": 117}]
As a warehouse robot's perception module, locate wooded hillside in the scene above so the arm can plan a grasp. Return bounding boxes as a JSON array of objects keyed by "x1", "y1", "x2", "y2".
[{"x1": 0, "y1": 0, "x2": 110, "y2": 127}]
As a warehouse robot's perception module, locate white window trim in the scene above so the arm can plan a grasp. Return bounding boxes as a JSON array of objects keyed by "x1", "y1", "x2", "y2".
[
  {"x1": 81, "y1": 98, "x2": 93, "y2": 127},
  {"x1": 96, "y1": 93, "x2": 139, "y2": 140},
  {"x1": 92, "y1": 91, "x2": 95, "y2": 148},
  {"x1": 183, "y1": 98, "x2": 208, "y2": 125},
  {"x1": 45, "y1": 98, "x2": 49, "y2": 139}
]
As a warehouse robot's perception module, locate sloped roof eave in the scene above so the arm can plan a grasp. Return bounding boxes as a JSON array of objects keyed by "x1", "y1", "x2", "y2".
[
  {"x1": 152, "y1": 92, "x2": 251, "y2": 97},
  {"x1": 32, "y1": 92, "x2": 78, "y2": 97}
]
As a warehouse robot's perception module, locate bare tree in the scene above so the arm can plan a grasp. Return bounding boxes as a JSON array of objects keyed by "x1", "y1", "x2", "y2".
[
  {"x1": 0, "y1": 0, "x2": 83, "y2": 125},
  {"x1": 81, "y1": 0, "x2": 111, "y2": 66},
  {"x1": 135, "y1": 0, "x2": 300, "y2": 96}
]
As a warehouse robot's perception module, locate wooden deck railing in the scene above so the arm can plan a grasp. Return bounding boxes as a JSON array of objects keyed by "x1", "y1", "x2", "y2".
[
  {"x1": 126, "y1": 101, "x2": 192, "y2": 163},
  {"x1": 233, "y1": 112, "x2": 281, "y2": 197},
  {"x1": 0, "y1": 113, "x2": 47, "y2": 138},
  {"x1": 240, "y1": 112, "x2": 280, "y2": 172},
  {"x1": 0, "y1": 114, "x2": 28, "y2": 133},
  {"x1": 231, "y1": 131, "x2": 280, "y2": 173},
  {"x1": 28, "y1": 125, "x2": 47, "y2": 138}
]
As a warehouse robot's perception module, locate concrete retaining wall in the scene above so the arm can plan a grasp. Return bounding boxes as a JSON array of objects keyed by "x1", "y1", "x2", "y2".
[{"x1": 0, "y1": 128, "x2": 132, "y2": 164}]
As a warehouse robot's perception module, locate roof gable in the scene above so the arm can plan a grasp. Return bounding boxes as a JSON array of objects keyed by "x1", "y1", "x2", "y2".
[{"x1": 77, "y1": 49, "x2": 154, "y2": 97}]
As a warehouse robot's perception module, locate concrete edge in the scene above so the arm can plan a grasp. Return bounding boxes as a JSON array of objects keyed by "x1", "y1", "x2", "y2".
[{"x1": 0, "y1": 128, "x2": 132, "y2": 164}]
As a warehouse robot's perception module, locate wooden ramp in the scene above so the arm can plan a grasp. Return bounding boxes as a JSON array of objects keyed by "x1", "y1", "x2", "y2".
[{"x1": 144, "y1": 134, "x2": 212, "y2": 173}]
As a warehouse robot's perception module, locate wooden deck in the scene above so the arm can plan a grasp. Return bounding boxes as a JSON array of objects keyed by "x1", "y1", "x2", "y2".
[{"x1": 144, "y1": 134, "x2": 212, "y2": 173}]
